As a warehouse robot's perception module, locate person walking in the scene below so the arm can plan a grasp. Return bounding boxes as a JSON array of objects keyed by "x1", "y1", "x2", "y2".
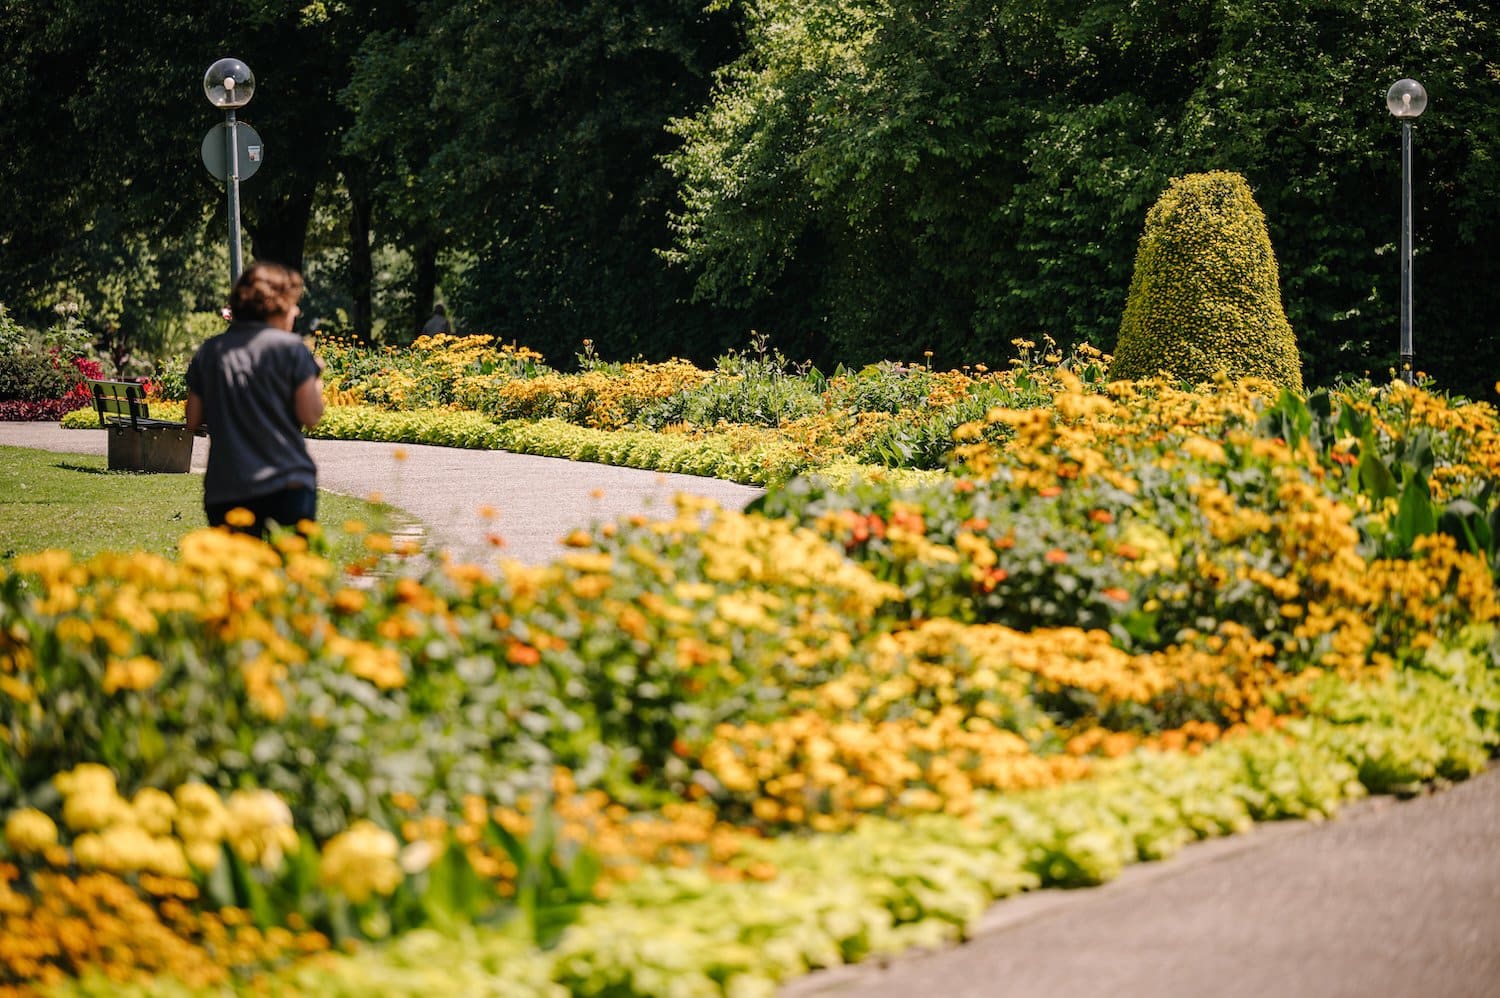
[
  {"x1": 184, "y1": 261, "x2": 325, "y2": 536},
  {"x1": 421, "y1": 302, "x2": 453, "y2": 336}
]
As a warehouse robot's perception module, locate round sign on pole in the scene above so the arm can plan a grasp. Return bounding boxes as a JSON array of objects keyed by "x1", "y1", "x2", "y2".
[{"x1": 200, "y1": 122, "x2": 265, "y2": 181}]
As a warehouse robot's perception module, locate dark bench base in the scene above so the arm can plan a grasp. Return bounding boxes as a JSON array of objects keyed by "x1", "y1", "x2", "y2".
[{"x1": 108, "y1": 423, "x2": 194, "y2": 473}]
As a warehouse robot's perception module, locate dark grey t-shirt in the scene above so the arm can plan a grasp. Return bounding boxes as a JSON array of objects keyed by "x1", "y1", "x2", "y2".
[{"x1": 185, "y1": 322, "x2": 320, "y2": 505}]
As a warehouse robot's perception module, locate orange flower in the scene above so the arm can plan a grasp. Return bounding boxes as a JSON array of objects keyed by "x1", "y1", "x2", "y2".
[
  {"x1": 507, "y1": 642, "x2": 541, "y2": 667},
  {"x1": 1088, "y1": 509, "x2": 1115, "y2": 524},
  {"x1": 1101, "y1": 587, "x2": 1130, "y2": 602},
  {"x1": 1044, "y1": 549, "x2": 1069, "y2": 564}
]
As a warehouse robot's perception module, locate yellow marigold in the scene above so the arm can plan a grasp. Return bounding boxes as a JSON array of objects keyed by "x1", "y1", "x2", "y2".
[
  {"x1": 53, "y1": 763, "x2": 117, "y2": 801},
  {"x1": 319, "y1": 820, "x2": 402, "y2": 903},
  {"x1": 102, "y1": 654, "x2": 164, "y2": 693},
  {"x1": 226, "y1": 790, "x2": 298, "y2": 872},
  {"x1": 58, "y1": 777, "x2": 130, "y2": 834},
  {"x1": 184, "y1": 838, "x2": 223, "y2": 872},
  {"x1": 4, "y1": 808, "x2": 58, "y2": 854},
  {"x1": 174, "y1": 783, "x2": 229, "y2": 843},
  {"x1": 131, "y1": 788, "x2": 177, "y2": 837}
]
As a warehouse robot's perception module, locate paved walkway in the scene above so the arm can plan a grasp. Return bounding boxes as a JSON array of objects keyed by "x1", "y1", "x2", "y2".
[
  {"x1": 0, "y1": 422, "x2": 763, "y2": 565},
  {"x1": 4, "y1": 420, "x2": 1498, "y2": 996},
  {"x1": 788, "y1": 768, "x2": 1500, "y2": 998}
]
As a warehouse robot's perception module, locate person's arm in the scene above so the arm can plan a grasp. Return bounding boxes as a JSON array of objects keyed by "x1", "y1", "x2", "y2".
[
  {"x1": 185, "y1": 392, "x2": 205, "y2": 434},
  {"x1": 293, "y1": 372, "x2": 325, "y2": 429}
]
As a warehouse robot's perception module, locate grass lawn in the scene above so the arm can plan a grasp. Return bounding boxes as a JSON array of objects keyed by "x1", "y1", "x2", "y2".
[{"x1": 0, "y1": 445, "x2": 415, "y2": 563}]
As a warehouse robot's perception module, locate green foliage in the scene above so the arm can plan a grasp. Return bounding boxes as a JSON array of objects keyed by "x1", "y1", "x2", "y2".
[
  {"x1": 665, "y1": 0, "x2": 1500, "y2": 396},
  {"x1": 825, "y1": 362, "x2": 938, "y2": 416},
  {"x1": 640, "y1": 340, "x2": 823, "y2": 429},
  {"x1": 1258, "y1": 385, "x2": 1500, "y2": 572},
  {"x1": 0, "y1": 302, "x2": 27, "y2": 354},
  {"x1": 0, "y1": 352, "x2": 77, "y2": 403},
  {"x1": 342, "y1": 0, "x2": 742, "y2": 364},
  {"x1": 279, "y1": 667, "x2": 1497, "y2": 995},
  {"x1": 1111, "y1": 172, "x2": 1303, "y2": 390},
  {"x1": 306, "y1": 406, "x2": 812, "y2": 487}
]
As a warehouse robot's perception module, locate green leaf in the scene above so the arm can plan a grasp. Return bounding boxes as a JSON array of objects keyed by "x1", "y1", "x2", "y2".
[
  {"x1": 1357, "y1": 444, "x2": 1399, "y2": 501},
  {"x1": 1394, "y1": 473, "x2": 1437, "y2": 548}
]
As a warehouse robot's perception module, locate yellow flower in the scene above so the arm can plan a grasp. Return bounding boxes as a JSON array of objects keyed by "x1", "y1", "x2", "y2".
[
  {"x1": 319, "y1": 820, "x2": 402, "y2": 903},
  {"x1": 59, "y1": 783, "x2": 130, "y2": 834},
  {"x1": 131, "y1": 788, "x2": 177, "y2": 836},
  {"x1": 185, "y1": 837, "x2": 224, "y2": 872},
  {"x1": 226, "y1": 789, "x2": 298, "y2": 872},
  {"x1": 4, "y1": 808, "x2": 58, "y2": 854},
  {"x1": 174, "y1": 783, "x2": 229, "y2": 843},
  {"x1": 102, "y1": 655, "x2": 163, "y2": 694}
]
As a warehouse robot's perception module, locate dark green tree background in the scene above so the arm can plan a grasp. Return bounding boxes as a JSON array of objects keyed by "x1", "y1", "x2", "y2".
[
  {"x1": 667, "y1": 0, "x2": 1500, "y2": 396},
  {"x1": 2, "y1": 1, "x2": 1496, "y2": 395}
]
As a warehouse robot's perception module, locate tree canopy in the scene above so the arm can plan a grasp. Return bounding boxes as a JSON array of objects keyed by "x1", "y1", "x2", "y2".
[
  {"x1": 2, "y1": 1, "x2": 1496, "y2": 395},
  {"x1": 666, "y1": 0, "x2": 1500, "y2": 395}
]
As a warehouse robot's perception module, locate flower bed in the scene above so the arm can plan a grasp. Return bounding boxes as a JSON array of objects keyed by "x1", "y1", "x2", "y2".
[{"x1": 14, "y1": 354, "x2": 1500, "y2": 994}]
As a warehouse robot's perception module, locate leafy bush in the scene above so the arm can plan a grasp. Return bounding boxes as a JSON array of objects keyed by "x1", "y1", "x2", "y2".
[
  {"x1": 825, "y1": 362, "x2": 937, "y2": 415},
  {"x1": 640, "y1": 341, "x2": 823, "y2": 429},
  {"x1": 0, "y1": 351, "x2": 80, "y2": 402},
  {"x1": 0, "y1": 302, "x2": 25, "y2": 354},
  {"x1": 1111, "y1": 172, "x2": 1303, "y2": 391}
]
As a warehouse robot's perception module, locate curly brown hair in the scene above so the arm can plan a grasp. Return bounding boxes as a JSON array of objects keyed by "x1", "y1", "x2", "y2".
[{"x1": 229, "y1": 261, "x2": 305, "y2": 322}]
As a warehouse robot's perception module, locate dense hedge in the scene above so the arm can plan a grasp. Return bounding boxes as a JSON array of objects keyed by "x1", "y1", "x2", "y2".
[{"x1": 1112, "y1": 173, "x2": 1303, "y2": 391}]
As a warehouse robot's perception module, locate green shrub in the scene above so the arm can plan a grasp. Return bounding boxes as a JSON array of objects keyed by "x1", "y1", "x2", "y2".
[
  {"x1": 1110, "y1": 171, "x2": 1303, "y2": 391},
  {"x1": 0, "y1": 351, "x2": 77, "y2": 402},
  {"x1": 0, "y1": 302, "x2": 26, "y2": 354},
  {"x1": 640, "y1": 340, "x2": 823, "y2": 429},
  {"x1": 826, "y1": 362, "x2": 936, "y2": 415}
]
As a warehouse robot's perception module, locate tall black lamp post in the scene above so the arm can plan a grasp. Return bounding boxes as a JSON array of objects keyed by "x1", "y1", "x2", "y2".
[{"x1": 1386, "y1": 78, "x2": 1427, "y2": 385}]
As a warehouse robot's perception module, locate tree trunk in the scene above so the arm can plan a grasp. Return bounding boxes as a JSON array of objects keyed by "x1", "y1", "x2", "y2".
[
  {"x1": 411, "y1": 241, "x2": 439, "y2": 343},
  {"x1": 245, "y1": 185, "x2": 314, "y2": 272},
  {"x1": 346, "y1": 181, "x2": 374, "y2": 345}
]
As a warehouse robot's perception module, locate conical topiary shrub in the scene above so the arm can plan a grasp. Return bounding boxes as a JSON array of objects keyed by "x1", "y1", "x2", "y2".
[{"x1": 1110, "y1": 171, "x2": 1303, "y2": 391}]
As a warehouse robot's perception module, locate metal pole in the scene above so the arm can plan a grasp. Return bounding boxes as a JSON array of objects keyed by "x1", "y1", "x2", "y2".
[
  {"x1": 1399, "y1": 120, "x2": 1414, "y2": 385},
  {"x1": 225, "y1": 109, "x2": 243, "y2": 285}
]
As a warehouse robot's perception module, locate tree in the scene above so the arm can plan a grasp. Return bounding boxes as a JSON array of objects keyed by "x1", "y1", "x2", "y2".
[
  {"x1": 666, "y1": 0, "x2": 1500, "y2": 396},
  {"x1": 0, "y1": 2, "x2": 409, "y2": 348},
  {"x1": 343, "y1": 0, "x2": 742, "y2": 362}
]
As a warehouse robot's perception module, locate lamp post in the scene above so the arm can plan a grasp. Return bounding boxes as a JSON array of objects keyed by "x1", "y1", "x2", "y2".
[
  {"x1": 1386, "y1": 78, "x2": 1427, "y2": 385},
  {"x1": 203, "y1": 59, "x2": 256, "y2": 286}
]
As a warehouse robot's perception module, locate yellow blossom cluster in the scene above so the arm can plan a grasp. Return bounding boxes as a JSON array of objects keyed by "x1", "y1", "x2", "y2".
[
  {"x1": 702, "y1": 708, "x2": 1090, "y2": 832},
  {"x1": 493, "y1": 360, "x2": 709, "y2": 429},
  {"x1": 0, "y1": 864, "x2": 329, "y2": 990},
  {"x1": 17, "y1": 766, "x2": 299, "y2": 881},
  {"x1": 318, "y1": 820, "x2": 403, "y2": 903}
]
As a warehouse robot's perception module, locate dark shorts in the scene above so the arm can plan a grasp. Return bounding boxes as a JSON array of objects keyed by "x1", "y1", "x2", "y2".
[{"x1": 205, "y1": 486, "x2": 317, "y2": 538}]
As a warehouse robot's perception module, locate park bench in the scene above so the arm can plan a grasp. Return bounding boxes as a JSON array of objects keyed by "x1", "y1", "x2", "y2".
[{"x1": 87, "y1": 379, "x2": 196, "y2": 473}]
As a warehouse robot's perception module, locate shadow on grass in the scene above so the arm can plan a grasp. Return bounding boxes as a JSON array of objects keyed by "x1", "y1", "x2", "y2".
[{"x1": 54, "y1": 461, "x2": 136, "y2": 476}]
